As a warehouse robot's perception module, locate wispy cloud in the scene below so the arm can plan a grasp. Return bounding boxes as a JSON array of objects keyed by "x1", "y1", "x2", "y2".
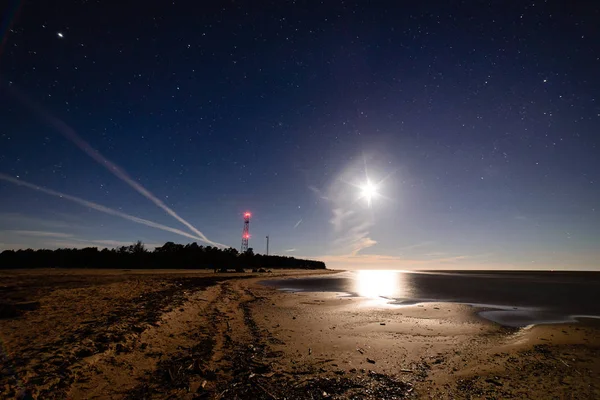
[
  {"x1": 0, "y1": 229, "x2": 164, "y2": 251},
  {"x1": 315, "y1": 251, "x2": 600, "y2": 271},
  {"x1": 284, "y1": 248, "x2": 297, "y2": 252},
  {"x1": 322, "y1": 160, "x2": 378, "y2": 257},
  {"x1": 329, "y1": 208, "x2": 355, "y2": 233},
  {"x1": 0, "y1": 242, "x2": 34, "y2": 251},
  {"x1": 78, "y1": 239, "x2": 144, "y2": 247},
  {"x1": 0, "y1": 237, "x2": 163, "y2": 252},
  {"x1": 350, "y1": 237, "x2": 377, "y2": 256},
  {"x1": 42, "y1": 238, "x2": 163, "y2": 250},
  {"x1": 0, "y1": 213, "x2": 79, "y2": 230},
  {"x1": 315, "y1": 253, "x2": 485, "y2": 270},
  {"x1": 0, "y1": 173, "x2": 214, "y2": 244},
  {"x1": 9, "y1": 86, "x2": 222, "y2": 247},
  {"x1": 294, "y1": 219, "x2": 303, "y2": 229},
  {"x1": 422, "y1": 251, "x2": 447, "y2": 257},
  {"x1": 398, "y1": 241, "x2": 435, "y2": 252},
  {"x1": 5, "y1": 230, "x2": 73, "y2": 238},
  {"x1": 308, "y1": 185, "x2": 329, "y2": 201}
]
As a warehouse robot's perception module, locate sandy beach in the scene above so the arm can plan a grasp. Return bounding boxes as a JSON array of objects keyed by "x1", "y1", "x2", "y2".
[{"x1": 1, "y1": 269, "x2": 599, "y2": 399}]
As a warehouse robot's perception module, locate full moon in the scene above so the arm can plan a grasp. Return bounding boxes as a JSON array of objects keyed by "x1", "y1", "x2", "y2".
[{"x1": 360, "y1": 180, "x2": 378, "y2": 205}]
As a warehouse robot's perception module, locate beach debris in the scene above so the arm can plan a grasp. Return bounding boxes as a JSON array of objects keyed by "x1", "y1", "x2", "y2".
[
  {"x1": 188, "y1": 380, "x2": 206, "y2": 393},
  {"x1": 380, "y1": 322, "x2": 386, "y2": 325},
  {"x1": 432, "y1": 356, "x2": 444, "y2": 364},
  {"x1": 485, "y1": 377, "x2": 503, "y2": 387},
  {"x1": 357, "y1": 348, "x2": 365, "y2": 354},
  {"x1": 308, "y1": 348, "x2": 312, "y2": 355},
  {"x1": 367, "y1": 358, "x2": 376, "y2": 364},
  {"x1": 400, "y1": 369, "x2": 413, "y2": 373}
]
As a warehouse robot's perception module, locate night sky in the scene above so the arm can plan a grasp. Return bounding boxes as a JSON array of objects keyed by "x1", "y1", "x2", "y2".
[{"x1": 1, "y1": 1, "x2": 599, "y2": 270}]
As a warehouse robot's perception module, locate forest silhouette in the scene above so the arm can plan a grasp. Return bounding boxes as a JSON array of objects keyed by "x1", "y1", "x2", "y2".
[{"x1": 0, "y1": 241, "x2": 326, "y2": 270}]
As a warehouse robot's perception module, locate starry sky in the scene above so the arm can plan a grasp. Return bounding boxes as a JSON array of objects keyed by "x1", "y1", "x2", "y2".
[{"x1": 0, "y1": 1, "x2": 599, "y2": 270}]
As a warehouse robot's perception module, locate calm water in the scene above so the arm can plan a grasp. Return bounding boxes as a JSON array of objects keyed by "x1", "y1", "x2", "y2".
[{"x1": 262, "y1": 270, "x2": 600, "y2": 327}]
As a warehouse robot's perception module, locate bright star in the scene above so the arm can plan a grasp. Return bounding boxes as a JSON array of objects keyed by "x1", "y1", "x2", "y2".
[{"x1": 57, "y1": 32, "x2": 64, "y2": 38}]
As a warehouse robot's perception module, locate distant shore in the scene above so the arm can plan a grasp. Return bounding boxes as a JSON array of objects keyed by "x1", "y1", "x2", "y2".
[{"x1": 1, "y1": 269, "x2": 598, "y2": 399}]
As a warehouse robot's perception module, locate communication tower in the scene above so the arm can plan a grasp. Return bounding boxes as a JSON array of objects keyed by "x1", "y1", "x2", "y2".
[{"x1": 241, "y1": 212, "x2": 251, "y2": 252}]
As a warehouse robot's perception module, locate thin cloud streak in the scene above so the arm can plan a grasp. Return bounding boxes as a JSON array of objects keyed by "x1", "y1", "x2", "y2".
[
  {"x1": 6, "y1": 230, "x2": 73, "y2": 238},
  {"x1": 0, "y1": 213, "x2": 80, "y2": 230},
  {"x1": 44, "y1": 238, "x2": 163, "y2": 250},
  {"x1": 0, "y1": 173, "x2": 213, "y2": 244},
  {"x1": 312, "y1": 177, "x2": 378, "y2": 256},
  {"x1": 308, "y1": 185, "x2": 329, "y2": 201},
  {"x1": 294, "y1": 219, "x2": 303, "y2": 229},
  {"x1": 0, "y1": 242, "x2": 33, "y2": 251},
  {"x1": 398, "y1": 241, "x2": 435, "y2": 252},
  {"x1": 313, "y1": 251, "x2": 600, "y2": 271},
  {"x1": 315, "y1": 253, "x2": 482, "y2": 270},
  {"x1": 9, "y1": 86, "x2": 221, "y2": 247},
  {"x1": 322, "y1": 157, "x2": 385, "y2": 257}
]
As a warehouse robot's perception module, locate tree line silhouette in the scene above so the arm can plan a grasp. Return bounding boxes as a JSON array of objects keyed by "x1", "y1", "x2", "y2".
[{"x1": 0, "y1": 241, "x2": 327, "y2": 270}]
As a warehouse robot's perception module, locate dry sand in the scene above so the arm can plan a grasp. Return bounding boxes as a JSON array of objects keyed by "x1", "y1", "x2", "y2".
[{"x1": 1, "y1": 269, "x2": 599, "y2": 399}]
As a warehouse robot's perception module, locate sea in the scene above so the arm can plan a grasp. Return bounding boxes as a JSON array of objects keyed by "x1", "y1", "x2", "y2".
[{"x1": 262, "y1": 270, "x2": 600, "y2": 327}]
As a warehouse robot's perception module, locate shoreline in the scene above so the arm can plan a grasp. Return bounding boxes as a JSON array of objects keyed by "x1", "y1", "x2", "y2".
[
  {"x1": 261, "y1": 269, "x2": 600, "y2": 329},
  {"x1": 1, "y1": 269, "x2": 598, "y2": 399},
  {"x1": 252, "y1": 279, "x2": 600, "y2": 398}
]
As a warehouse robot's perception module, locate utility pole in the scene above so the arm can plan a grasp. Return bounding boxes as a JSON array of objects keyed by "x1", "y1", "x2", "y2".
[{"x1": 266, "y1": 235, "x2": 269, "y2": 256}]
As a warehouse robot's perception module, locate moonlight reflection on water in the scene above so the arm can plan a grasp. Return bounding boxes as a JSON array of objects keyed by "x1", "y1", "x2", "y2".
[
  {"x1": 263, "y1": 270, "x2": 600, "y2": 327},
  {"x1": 354, "y1": 270, "x2": 407, "y2": 299}
]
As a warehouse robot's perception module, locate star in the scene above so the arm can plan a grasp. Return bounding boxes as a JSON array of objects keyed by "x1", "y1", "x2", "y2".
[{"x1": 57, "y1": 32, "x2": 64, "y2": 38}]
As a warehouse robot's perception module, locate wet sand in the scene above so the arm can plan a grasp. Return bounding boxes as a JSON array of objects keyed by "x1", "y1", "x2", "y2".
[{"x1": 1, "y1": 269, "x2": 599, "y2": 399}]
